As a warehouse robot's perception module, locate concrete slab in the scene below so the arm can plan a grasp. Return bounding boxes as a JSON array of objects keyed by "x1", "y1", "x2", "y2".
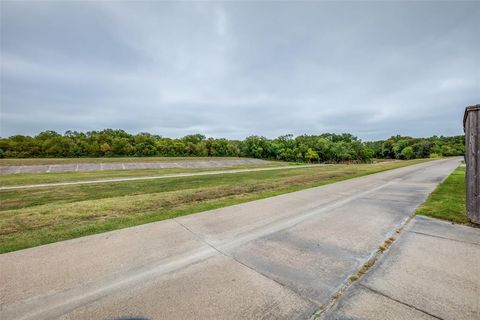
[
  {"x1": 288, "y1": 196, "x2": 407, "y2": 257},
  {"x1": 408, "y1": 215, "x2": 480, "y2": 245},
  {"x1": 77, "y1": 163, "x2": 101, "y2": 171},
  {"x1": 0, "y1": 158, "x2": 462, "y2": 320},
  {"x1": 228, "y1": 178, "x2": 438, "y2": 304},
  {"x1": 0, "y1": 166, "x2": 17, "y2": 174},
  {"x1": 322, "y1": 216, "x2": 480, "y2": 320},
  {"x1": 0, "y1": 219, "x2": 204, "y2": 307},
  {"x1": 49, "y1": 164, "x2": 77, "y2": 173},
  {"x1": 101, "y1": 163, "x2": 124, "y2": 170},
  {"x1": 233, "y1": 230, "x2": 356, "y2": 304},
  {"x1": 57, "y1": 255, "x2": 317, "y2": 320},
  {"x1": 15, "y1": 165, "x2": 47, "y2": 174},
  {"x1": 321, "y1": 285, "x2": 438, "y2": 320}
]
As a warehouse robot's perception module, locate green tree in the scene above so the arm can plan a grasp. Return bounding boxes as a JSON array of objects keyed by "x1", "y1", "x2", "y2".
[
  {"x1": 305, "y1": 148, "x2": 319, "y2": 163},
  {"x1": 0, "y1": 130, "x2": 464, "y2": 161},
  {"x1": 401, "y1": 146, "x2": 414, "y2": 160},
  {"x1": 111, "y1": 138, "x2": 133, "y2": 156},
  {"x1": 100, "y1": 143, "x2": 112, "y2": 156}
]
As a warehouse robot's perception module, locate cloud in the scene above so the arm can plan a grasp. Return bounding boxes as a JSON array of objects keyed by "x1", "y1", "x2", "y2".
[{"x1": 1, "y1": 1, "x2": 479, "y2": 140}]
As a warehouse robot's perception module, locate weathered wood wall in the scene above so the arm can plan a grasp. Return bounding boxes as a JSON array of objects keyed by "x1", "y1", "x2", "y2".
[{"x1": 464, "y1": 105, "x2": 480, "y2": 224}]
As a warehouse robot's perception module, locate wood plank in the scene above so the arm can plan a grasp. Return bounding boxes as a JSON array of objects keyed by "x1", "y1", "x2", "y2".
[{"x1": 464, "y1": 105, "x2": 480, "y2": 224}]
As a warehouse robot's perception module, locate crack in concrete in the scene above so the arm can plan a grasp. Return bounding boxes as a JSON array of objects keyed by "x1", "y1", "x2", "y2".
[
  {"x1": 407, "y1": 230, "x2": 480, "y2": 246},
  {"x1": 358, "y1": 284, "x2": 445, "y2": 320},
  {"x1": 174, "y1": 216, "x2": 325, "y2": 308}
]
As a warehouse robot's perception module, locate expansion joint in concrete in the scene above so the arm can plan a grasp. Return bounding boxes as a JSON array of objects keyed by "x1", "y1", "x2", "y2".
[
  {"x1": 312, "y1": 214, "x2": 416, "y2": 319},
  {"x1": 228, "y1": 251, "x2": 324, "y2": 308},
  {"x1": 406, "y1": 230, "x2": 480, "y2": 246},
  {"x1": 358, "y1": 284, "x2": 445, "y2": 320},
  {"x1": 172, "y1": 218, "x2": 323, "y2": 308},
  {"x1": 172, "y1": 218, "x2": 228, "y2": 258}
]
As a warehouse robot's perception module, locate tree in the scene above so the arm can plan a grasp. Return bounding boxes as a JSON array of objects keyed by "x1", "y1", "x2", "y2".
[
  {"x1": 393, "y1": 139, "x2": 411, "y2": 159},
  {"x1": 401, "y1": 146, "x2": 414, "y2": 160},
  {"x1": 100, "y1": 143, "x2": 112, "y2": 156},
  {"x1": 381, "y1": 140, "x2": 395, "y2": 158},
  {"x1": 241, "y1": 136, "x2": 268, "y2": 158},
  {"x1": 0, "y1": 130, "x2": 464, "y2": 162},
  {"x1": 182, "y1": 134, "x2": 206, "y2": 144},
  {"x1": 330, "y1": 142, "x2": 354, "y2": 162},
  {"x1": 111, "y1": 138, "x2": 133, "y2": 156},
  {"x1": 305, "y1": 148, "x2": 319, "y2": 163},
  {"x1": 412, "y1": 141, "x2": 432, "y2": 159}
]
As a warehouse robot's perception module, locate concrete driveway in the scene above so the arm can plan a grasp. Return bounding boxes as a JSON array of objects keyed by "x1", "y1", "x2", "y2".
[
  {"x1": 321, "y1": 215, "x2": 480, "y2": 320},
  {"x1": 0, "y1": 158, "x2": 461, "y2": 320}
]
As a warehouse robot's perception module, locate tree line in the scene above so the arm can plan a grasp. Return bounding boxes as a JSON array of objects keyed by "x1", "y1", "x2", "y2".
[{"x1": 0, "y1": 129, "x2": 464, "y2": 163}]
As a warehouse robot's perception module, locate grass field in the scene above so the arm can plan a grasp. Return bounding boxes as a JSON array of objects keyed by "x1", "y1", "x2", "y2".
[
  {"x1": 0, "y1": 159, "x2": 429, "y2": 253},
  {"x1": 0, "y1": 162, "x2": 293, "y2": 187},
  {"x1": 0, "y1": 156, "x2": 249, "y2": 166},
  {"x1": 416, "y1": 166, "x2": 468, "y2": 224}
]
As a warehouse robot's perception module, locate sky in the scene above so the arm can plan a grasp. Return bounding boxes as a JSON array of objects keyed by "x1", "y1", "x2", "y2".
[{"x1": 1, "y1": 1, "x2": 479, "y2": 141}]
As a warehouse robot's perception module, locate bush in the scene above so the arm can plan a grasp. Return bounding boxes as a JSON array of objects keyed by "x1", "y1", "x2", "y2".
[{"x1": 401, "y1": 146, "x2": 414, "y2": 160}]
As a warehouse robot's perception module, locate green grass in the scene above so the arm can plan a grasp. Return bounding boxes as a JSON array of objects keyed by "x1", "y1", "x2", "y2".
[
  {"x1": 416, "y1": 166, "x2": 468, "y2": 224},
  {"x1": 0, "y1": 159, "x2": 430, "y2": 253},
  {"x1": 0, "y1": 156, "x2": 249, "y2": 166},
  {"x1": 0, "y1": 162, "x2": 292, "y2": 186}
]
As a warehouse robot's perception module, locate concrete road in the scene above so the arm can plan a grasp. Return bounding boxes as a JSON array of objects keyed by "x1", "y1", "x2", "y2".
[
  {"x1": 0, "y1": 159, "x2": 269, "y2": 175},
  {"x1": 0, "y1": 158, "x2": 461, "y2": 320},
  {"x1": 321, "y1": 216, "x2": 480, "y2": 320}
]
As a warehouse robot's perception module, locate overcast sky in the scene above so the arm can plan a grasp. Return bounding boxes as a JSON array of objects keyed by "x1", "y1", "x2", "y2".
[{"x1": 1, "y1": 1, "x2": 479, "y2": 141}]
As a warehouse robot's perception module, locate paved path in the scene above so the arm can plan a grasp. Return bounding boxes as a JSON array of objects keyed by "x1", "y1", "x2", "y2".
[
  {"x1": 0, "y1": 158, "x2": 269, "y2": 175},
  {"x1": 321, "y1": 215, "x2": 480, "y2": 320},
  {"x1": 0, "y1": 158, "x2": 461, "y2": 320},
  {"x1": 0, "y1": 164, "x2": 318, "y2": 190}
]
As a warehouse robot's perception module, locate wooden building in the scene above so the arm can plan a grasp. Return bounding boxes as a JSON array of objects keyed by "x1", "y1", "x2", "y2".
[{"x1": 464, "y1": 104, "x2": 480, "y2": 224}]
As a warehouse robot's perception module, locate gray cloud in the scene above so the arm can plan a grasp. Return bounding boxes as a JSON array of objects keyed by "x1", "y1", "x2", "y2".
[{"x1": 1, "y1": 1, "x2": 479, "y2": 140}]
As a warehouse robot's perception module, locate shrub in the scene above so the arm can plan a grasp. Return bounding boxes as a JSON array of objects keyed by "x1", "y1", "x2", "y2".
[{"x1": 401, "y1": 146, "x2": 414, "y2": 160}]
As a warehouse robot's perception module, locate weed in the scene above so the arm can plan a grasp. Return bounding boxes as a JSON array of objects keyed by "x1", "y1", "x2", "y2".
[{"x1": 348, "y1": 275, "x2": 359, "y2": 282}]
